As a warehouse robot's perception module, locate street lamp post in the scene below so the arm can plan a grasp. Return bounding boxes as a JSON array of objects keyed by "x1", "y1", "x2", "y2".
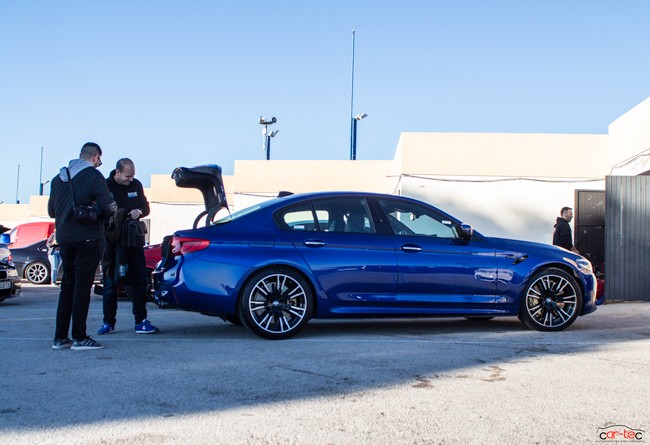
[
  {"x1": 39, "y1": 180, "x2": 50, "y2": 196},
  {"x1": 349, "y1": 30, "x2": 367, "y2": 160},
  {"x1": 350, "y1": 113, "x2": 367, "y2": 161},
  {"x1": 15, "y1": 164, "x2": 20, "y2": 204},
  {"x1": 259, "y1": 116, "x2": 278, "y2": 160}
]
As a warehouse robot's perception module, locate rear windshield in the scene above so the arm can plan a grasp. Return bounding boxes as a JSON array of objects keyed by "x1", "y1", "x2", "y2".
[{"x1": 213, "y1": 204, "x2": 262, "y2": 224}]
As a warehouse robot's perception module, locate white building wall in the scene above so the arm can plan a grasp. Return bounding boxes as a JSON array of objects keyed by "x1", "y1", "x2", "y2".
[
  {"x1": 608, "y1": 97, "x2": 650, "y2": 175},
  {"x1": 399, "y1": 175, "x2": 604, "y2": 244}
]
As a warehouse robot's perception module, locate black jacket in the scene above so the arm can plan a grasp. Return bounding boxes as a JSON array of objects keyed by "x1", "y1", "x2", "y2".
[
  {"x1": 48, "y1": 159, "x2": 117, "y2": 243},
  {"x1": 552, "y1": 217, "x2": 573, "y2": 250},
  {"x1": 106, "y1": 170, "x2": 150, "y2": 217}
]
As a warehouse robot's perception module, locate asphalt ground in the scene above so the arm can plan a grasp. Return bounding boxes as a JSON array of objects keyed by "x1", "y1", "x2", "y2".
[{"x1": 0, "y1": 283, "x2": 648, "y2": 445}]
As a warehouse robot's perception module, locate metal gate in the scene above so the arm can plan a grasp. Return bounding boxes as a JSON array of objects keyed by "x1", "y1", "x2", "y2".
[
  {"x1": 605, "y1": 176, "x2": 650, "y2": 302},
  {"x1": 574, "y1": 189, "x2": 605, "y2": 275}
]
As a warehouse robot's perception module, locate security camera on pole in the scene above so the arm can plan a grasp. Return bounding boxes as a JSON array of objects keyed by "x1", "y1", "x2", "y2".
[{"x1": 259, "y1": 116, "x2": 278, "y2": 160}]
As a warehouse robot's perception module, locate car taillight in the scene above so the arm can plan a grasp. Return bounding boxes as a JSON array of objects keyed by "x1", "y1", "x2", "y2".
[{"x1": 170, "y1": 237, "x2": 210, "y2": 256}]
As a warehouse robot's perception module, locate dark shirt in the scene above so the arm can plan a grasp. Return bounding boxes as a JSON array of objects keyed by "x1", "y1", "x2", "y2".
[
  {"x1": 106, "y1": 170, "x2": 150, "y2": 217},
  {"x1": 553, "y1": 217, "x2": 573, "y2": 250}
]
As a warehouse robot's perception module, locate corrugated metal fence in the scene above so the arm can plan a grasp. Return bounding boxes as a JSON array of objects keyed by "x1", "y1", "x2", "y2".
[{"x1": 605, "y1": 176, "x2": 650, "y2": 301}]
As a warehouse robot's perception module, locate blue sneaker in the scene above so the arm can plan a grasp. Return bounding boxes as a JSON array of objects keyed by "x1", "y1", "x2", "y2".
[
  {"x1": 97, "y1": 323, "x2": 115, "y2": 335},
  {"x1": 135, "y1": 319, "x2": 159, "y2": 334}
]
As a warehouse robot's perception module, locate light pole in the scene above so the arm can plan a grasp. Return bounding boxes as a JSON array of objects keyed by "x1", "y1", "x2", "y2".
[
  {"x1": 39, "y1": 146, "x2": 45, "y2": 195},
  {"x1": 39, "y1": 180, "x2": 50, "y2": 196},
  {"x1": 350, "y1": 113, "x2": 367, "y2": 161},
  {"x1": 259, "y1": 116, "x2": 278, "y2": 160},
  {"x1": 15, "y1": 164, "x2": 20, "y2": 204},
  {"x1": 349, "y1": 30, "x2": 367, "y2": 160}
]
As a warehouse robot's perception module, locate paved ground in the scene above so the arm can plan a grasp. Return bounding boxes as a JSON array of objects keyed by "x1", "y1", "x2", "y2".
[{"x1": 0, "y1": 283, "x2": 648, "y2": 445}]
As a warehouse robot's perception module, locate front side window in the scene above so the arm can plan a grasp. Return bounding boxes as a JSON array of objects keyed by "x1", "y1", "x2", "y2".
[{"x1": 378, "y1": 199, "x2": 459, "y2": 239}]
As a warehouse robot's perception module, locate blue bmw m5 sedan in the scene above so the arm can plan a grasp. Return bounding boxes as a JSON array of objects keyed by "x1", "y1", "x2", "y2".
[{"x1": 153, "y1": 166, "x2": 597, "y2": 339}]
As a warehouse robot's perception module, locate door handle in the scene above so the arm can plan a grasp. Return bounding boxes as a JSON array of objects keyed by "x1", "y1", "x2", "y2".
[
  {"x1": 303, "y1": 240, "x2": 326, "y2": 248},
  {"x1": 401, "y1": 244, "x2": 421, "y2": 252}
]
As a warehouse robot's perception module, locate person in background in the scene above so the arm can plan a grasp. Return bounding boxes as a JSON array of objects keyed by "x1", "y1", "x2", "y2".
[
  {"x1": 46, "y1": 231, "x2": 61, "y2": 284},
  {"x1": 97, "y1": 158, "x2": 159, "y2": 336},
  {"x1": 553, "y1": 206, "x2": 579, "y2": 253},
  {"x1": 48, "y1": 142, "x2": 117, "y2": 351}
]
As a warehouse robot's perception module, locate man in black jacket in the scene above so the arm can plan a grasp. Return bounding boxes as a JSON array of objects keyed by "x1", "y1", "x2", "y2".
[
  {"x1": 48, "y1": 142, "x2": 117, "y2": 350},
  {"x1": 553, "y1": 206, "x2": 579, "y2": 253},
  {"x1": 97, "y1": 158, "x2": 159, "y2": 335}
]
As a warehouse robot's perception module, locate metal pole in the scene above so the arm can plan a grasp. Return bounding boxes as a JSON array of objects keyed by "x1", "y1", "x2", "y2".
[
  {"x1": 349, "y1": 29, "x2": 356, "y2": 160},
  {"x1": 351, "y1": 118, "x2": 358, "y2": 161},
  {"x1": 266, "y1": 135, "x2": 271, "y2": 160},
  {"x1": 39, "y1": 146, "x2": 44, "y2": 195},
  {"x1": 16, "y1": 164, "x2": 20, "y2": 204},
  {"x1": 263, "y1": 124, "x2": 268, "y2": 160}
]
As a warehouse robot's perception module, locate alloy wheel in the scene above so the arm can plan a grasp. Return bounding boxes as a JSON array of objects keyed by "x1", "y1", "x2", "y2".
[
  {"x1": 26, "y1": 262, "x2": 50, "y2": 285},
  {"x1": 523, "y1": 269, "x2": 579, "y2": 330},
  {"x1": 241, "y1": 269, "x2": 312, "y2": 339}
]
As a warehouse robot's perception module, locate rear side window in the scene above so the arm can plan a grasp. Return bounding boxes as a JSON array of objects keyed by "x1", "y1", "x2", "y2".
[
  {"x1": 276, "y1": 198, "x2": 377, "y2": 234},
  {"x1": 278, "y1": 204, "x2": 318, "y2": 231}
]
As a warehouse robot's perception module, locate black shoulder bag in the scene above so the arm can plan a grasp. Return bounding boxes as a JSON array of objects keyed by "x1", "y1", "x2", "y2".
[{"x1": 65, "y1": 168, "x2": 99, "y2": 225}]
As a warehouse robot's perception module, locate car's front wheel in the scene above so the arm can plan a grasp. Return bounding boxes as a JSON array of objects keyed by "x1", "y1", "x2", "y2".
[
  {"x1": 520, "y1": 267, "x2": 582, "y2": 331},
  {"x1": 25, "y1": 261, "x2": 50, "y2": 285},
  {"x1": 239, "y1": 267, "x2": 313, "y2": 339}
]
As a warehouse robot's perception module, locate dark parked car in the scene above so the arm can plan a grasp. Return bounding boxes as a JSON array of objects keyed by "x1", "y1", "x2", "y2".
[
  {"x1": 0, "y1": 258, "x2": 21, "y2": 302},
  {"x1": 153, "y1": 166, "x2": 597, "y2": 339},
  {"x1": 11, "y1": 240, "x2": 52, "y2": 284},
  {"x1": 11, "y1": 240, "x2": 103, "y2": 285}
]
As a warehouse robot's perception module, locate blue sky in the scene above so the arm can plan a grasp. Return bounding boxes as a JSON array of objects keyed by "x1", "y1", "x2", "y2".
[{"x1": 1, "y1": 1, "x2": 649, "y2": 204}]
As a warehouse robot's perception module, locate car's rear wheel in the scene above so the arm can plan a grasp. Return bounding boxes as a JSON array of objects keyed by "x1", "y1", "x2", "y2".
[
  {"x1": 520, "y1": 267, "x2": 582, "y2": 331},
  {"x1": 25, "y1": 261, "x2": 50, "y2": 285},
  {"x1": 239, "y1": 267, "x2": 313, "y2": 339}
]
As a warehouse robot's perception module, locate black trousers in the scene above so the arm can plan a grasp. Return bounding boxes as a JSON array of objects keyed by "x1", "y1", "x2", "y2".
[
  {"x1": 55, "y1": 240, "x2": 102, "y2": 341},
  {"x1": 102, "y1": 245, "x2": 148, "y2": 325}
]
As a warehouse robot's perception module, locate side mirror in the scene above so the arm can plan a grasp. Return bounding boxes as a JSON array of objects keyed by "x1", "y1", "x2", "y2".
[{"x1": 459, "y1": 223, "x2": 473, "y2": 240}]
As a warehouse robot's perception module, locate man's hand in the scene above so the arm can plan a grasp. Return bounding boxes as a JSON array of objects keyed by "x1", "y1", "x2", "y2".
[{"x1": 129, "y1": 209, "x2": 143, "y2": 219}]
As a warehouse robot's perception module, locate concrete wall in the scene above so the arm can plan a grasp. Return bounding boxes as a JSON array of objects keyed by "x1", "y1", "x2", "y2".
[
  {"x1": 608, "y1": 97, "x2": 650, "y2": 175},
  {"x1": 395, "y1": 132, "x2": 609, "y2": 177},
  {"x1": 398, "y1": 175, "x2": 604, "y2": 244},
  {"x1": 393, "y1": 132, "x2": 609, "y2": 244}
]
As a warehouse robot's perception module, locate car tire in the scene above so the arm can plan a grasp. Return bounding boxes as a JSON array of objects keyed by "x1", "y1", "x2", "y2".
[
  {"x1": 239, "y1": 267, "x2": 313, "y2": 340},
  {"x1": 519, "y1": 267, "x2": 582, "y2": 332},
  {"x1": 25, "y1": 261, "x2": 50, "y2": 285}
]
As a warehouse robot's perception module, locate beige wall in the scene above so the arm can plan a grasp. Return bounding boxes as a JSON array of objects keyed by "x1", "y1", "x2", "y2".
[
  {"x1": 395, "y1": 132, "x2": 609, "y2": 178},
  {"x1": 0, "y1": 196, "x2": 52, "y2": 229},
  {"x1": 232, "y1": 160, "x2": 395, "y2": 194}
]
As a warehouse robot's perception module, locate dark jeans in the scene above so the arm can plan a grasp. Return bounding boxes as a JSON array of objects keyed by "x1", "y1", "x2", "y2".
[
  {"x1": 55, "y1": 240, "x2": 102, "y2": 341},
  {"x1": 103, "y1": 245, "x2": 147, "y2": 326}
]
